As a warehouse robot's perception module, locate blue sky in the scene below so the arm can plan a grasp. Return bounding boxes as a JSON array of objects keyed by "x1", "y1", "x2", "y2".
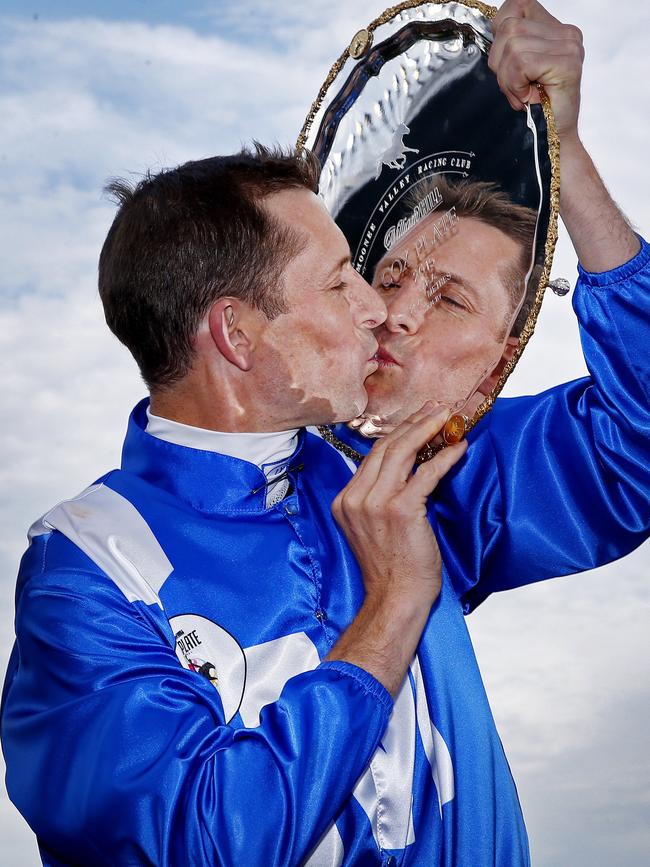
[
  {"x1": 1, "y1": 1, "x2": 649, "y2": 865},
  {"x1": 3, "y1": 1, "x2": 210, "y2": 27}
]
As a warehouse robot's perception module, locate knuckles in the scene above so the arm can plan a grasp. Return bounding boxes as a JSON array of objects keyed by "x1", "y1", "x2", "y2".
[
  {"x1": 566, "y1": 24, "x2": 584, "y2": 44},
  {"x1": 383, "y1": 442, "x2": 402, "y2": 460},
  {"x1": 491, "y1": 22, "x2": 585, "y2": 84},
  {"x1": 500, "y1": 37, "x2": 527, "y2": 69},
  {"x1": 383, "y1": 498, "x2": 410, "y2": 522},
  {"x1": 361, "y1": 494, "x2": 385, "y2": 516},
  {"x1": 338, "y1": 493, "x2": 362, "y2": 519},
  {"x1": 493, "y1": 0, "x2": 525, "y2": 26},
  {"x1": 499, "y1": 15, "x2": 526, "y2": 39}
]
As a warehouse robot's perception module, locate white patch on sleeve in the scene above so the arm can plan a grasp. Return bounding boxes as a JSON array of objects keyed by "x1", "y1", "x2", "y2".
[
  {"x1": 170, "y1": 614, "x2": 247, "y2": 723},
  {"x1": 166, "y1": 623, "x2": 321, "y2": 729},
  {"x1": 352, "y1": 672, "x2": 416, "y2": 850},
  {"x1": 28, "y1": 483, "x2": 172, "y2": 608},
  {"x1": 240, "y1": 631, "x2": 321, "y2": 728}
]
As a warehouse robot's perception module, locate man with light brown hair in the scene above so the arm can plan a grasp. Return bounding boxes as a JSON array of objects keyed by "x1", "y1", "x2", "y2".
[{"x1": 363, "y1": 175, "x2": 541, "y2": 429}]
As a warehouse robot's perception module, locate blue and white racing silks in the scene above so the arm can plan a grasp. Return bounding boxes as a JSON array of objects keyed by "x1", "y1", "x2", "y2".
[{"x1": 2, "y1": 239, "x2": 650, "y2": 867}]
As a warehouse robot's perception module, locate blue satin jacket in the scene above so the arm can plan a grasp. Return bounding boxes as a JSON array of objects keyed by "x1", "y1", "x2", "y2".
[{"x1": 2, "y1": 239, "x2": 649, "y2": 866}]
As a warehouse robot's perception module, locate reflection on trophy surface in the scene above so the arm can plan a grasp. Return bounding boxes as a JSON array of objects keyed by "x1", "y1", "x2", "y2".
[{"x1": 356, "y1": 175, "x2": 539, "y2": 435}]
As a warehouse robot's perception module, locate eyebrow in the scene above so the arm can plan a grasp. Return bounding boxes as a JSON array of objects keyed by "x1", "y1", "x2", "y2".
[{"x1": 443, "y1": 272, "x2": 481, "y2": 299}]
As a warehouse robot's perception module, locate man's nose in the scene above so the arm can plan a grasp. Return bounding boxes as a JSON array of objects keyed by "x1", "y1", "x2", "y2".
[
  {"x1": 352, "y1": 271, "x2": 387, "y2": 328},
  {"x1": 384, "y1": 281, "x2": 426, "y2": 335}
]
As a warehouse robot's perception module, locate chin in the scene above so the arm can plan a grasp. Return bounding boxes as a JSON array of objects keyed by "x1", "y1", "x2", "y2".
[
  {"x1": 348, "y1": 394, "x2": 369, "y2": 423},
  {"x1": 329, "y1": 390, "x2": 368, "y2": 425},
  {"x1": 364, "y1": 390, "x2": 397, "y2": 419},
  {"x1": 367, "y1": 397, "x2": 415, "y2": 430}
]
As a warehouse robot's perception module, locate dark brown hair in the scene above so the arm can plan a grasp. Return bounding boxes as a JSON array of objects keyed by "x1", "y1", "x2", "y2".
[
  {"x1": 99, "y1": 143, "x2": 320, "y2": 389},
  {"x1": 404, "y1": 175, "x2": 540, "y2": 338}
]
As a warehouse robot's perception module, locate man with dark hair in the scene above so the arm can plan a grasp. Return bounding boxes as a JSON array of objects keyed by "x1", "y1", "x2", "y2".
[
  {"x1": 359, "y1": 175, "x2": 541, "y2": 431},
  {"x1": 3, "y1": 141, "x2": 470, "y2": 866},
  {"x1": 100, "y1": 145, "x2": 322, "y2": 389},
  {"x1": 2, "y1": 2, "x2": 649, "y2": 866}
]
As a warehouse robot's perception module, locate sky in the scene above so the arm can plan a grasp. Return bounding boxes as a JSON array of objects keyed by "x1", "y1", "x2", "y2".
[{"x1": 0, "y1": 1, "x2": 648, "y2": 865}]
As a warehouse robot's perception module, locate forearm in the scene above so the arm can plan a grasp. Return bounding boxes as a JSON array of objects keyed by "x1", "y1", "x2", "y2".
[
  {"x1": 559, "y1": 134, "x2": 640, "y2": 271},
  {"x1": 327, "y1": 593, "x2": 432, "y2": 697},
  {"x1": 489, "y1": 0, "x2": 639, "y2": 272}
]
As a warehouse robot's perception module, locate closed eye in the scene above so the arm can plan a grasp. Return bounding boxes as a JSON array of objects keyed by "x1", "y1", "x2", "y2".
[{"x1": 441, "y1": 295, "x2": 467, "y2": 310}]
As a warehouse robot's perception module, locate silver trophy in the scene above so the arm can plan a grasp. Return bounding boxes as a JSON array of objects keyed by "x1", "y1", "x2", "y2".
[{"x1": 298, "y1": 0, "x2": 558, "y2": 444}]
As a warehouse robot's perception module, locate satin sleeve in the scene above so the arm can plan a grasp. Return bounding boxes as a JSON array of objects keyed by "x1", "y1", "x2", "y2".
[
  {"x1": 433, "y1": 236, "x2": 650, "y2": 611},
  {"x1": 1, "y1": 547, "x2": 392, "y2": 866}
]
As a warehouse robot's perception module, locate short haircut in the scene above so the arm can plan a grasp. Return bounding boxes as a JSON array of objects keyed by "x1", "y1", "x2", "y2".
[
  {"x1": 402, "y1": 175, "x2": 540, "y2": 338},
  {"x1": 99, "y1": 143, "x2": 320, "y2": 389}
]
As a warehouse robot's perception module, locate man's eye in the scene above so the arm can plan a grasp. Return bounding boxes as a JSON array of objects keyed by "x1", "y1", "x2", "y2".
[
  {"x1": 441, "y1": 295, "x2": 466, "y2": 310},
  {"x1": 332, "y1": 281, "x2": 346, "y2": 290}
]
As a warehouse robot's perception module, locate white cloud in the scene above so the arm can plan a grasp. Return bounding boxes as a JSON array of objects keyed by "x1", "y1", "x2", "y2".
[
  {"x1": 0, "y1": 2, "x2": 648, "y2": 864},
  {"x1": 468, "y1": 545, "x2": 650, "y2": 866}
]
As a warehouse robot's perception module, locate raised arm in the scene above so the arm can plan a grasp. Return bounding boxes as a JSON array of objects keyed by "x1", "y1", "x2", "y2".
[
  {"x1": 433, "y1": 0, "x2": 650, "y2": 607},
  {"x1": 489, "y1": 0, "x2": 640, "y2": 270}
]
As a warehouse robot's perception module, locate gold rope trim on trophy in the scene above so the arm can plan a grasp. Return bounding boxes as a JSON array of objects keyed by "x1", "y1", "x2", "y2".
[
  {"x1": 470, "y1": 84, "x2": 560, "y2": 430},
  {"x1": 301, "y1": 1, "x2": 561, "y2": 464}
]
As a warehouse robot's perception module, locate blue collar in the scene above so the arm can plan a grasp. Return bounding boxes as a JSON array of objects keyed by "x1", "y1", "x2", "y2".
[
  {"x1": 331, "y1": 423, "x2": 373, "y2": 457},
  {"x1": 121, "y1": 399, "x2": 305, "y2": 514}
]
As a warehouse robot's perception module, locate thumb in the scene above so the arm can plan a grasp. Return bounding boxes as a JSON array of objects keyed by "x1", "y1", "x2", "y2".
[{"x1": 512, "y1": 81, "x2": 534, "y2": 105}]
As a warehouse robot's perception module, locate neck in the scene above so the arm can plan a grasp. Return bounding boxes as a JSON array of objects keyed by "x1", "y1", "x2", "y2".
[{"x1": 149, "y1": 370, "x2": 294, "y2": 434}]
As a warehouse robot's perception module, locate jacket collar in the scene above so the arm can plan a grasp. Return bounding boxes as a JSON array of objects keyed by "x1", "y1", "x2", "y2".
[{"x1": 121, "y1": 399, "x2": 304, "y2": 514}]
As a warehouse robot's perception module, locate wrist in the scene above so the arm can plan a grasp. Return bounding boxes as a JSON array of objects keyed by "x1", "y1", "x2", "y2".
[
  {"x1": 364, "y1": 588, "x2": 434, "y2": 625},
  {"x1": 326, "y1": 591, "x2": 434, "y2": 697},
  {"x1": 557, "y1": 138, "x2": 640, "y2": 271},
  {"x1": 558, "y1": 129, "x2": 583, "y2": 157}
]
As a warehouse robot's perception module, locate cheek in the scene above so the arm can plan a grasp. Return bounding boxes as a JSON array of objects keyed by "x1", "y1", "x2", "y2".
[
  {"x1": 269, "y1": 318, "x2": 358, "y2": 389},
  {"x1": 413, "y1": 315, "x2": 476, "y2": 364},
  {"x1": 297, "y1": 305, "x2": 355, "y2": 350},
  {"x1": 408, "y1": 319, "x2": 498, "y2": 381}
]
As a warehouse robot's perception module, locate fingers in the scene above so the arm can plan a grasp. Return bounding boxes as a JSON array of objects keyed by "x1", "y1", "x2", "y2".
[
  {"x1": 495, "y1": 48, "x2": 549, "y2": 111},
  {"x1": 489, "y1": 19, "x2": 574, "y2": 78},
  {"x1": 353, "y1": 402, "x2": 447, "y2": 489},
  {"x1": 362, "y1": 404, "x2": 450, "y2": 493},
  {"x1": 332, "y1": 410, "x2": 469, "y2": 548},
  {"x1": 406, "y1": 440, "x2": 468, "y2": 503},
  {"x1": 332, "y1": 402, "x2": 435, "y2": 523},
  {"x1": 499, "y1": 48, "x2": 583, "y2": 111},
  {"x1": 332, "y1": 403, "x2": 451, "y2": 524},
  {"x1": 488, "y1": 9, "x2": 584, "y2": 114}
]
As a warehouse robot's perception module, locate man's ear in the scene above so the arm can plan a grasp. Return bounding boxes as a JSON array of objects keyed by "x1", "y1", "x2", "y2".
[
  {"x1": 476, "y1": 336, "x2": 520, "y2": 397},
  {"x1": 207, "y1": 299, "x2": 256, "y2": 372}
]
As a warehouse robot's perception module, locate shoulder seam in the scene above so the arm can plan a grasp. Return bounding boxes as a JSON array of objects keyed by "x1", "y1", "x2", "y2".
[{"x1": 39, "y1": 531, "x2": 50, "y2": 576}]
